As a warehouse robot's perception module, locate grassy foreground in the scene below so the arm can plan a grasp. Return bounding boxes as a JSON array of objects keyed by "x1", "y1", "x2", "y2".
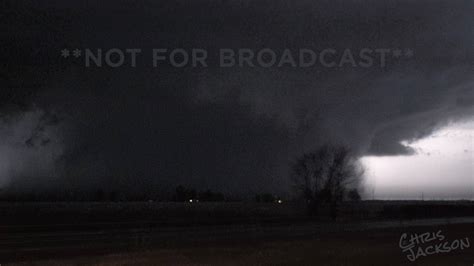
[{"x1": 10, "y1": 223, "x2": 474, "y2": 266}]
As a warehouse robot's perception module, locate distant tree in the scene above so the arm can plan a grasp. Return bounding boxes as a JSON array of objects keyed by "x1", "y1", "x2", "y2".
[
  {"x1": 94, "y1": 188, "x2": 105, "y2": 201},
  {"x1": 255, "y1": 193, "x2": 276, "y2": 203},
  {"x1": 187, "y1": 188, "x2": 197, "y2": 200},
  {"x1": 173, "y1": 185, "x2": 197, "y2": 202},
  {"x1": 174, "y1": 185, "x2": 187, "y2": 201},
  {"x1": 348, "y1": 189, "x2": 361, "y2": 201},
  {"x1": 199, "y1": 189, "x2": 225, "y2": 202},
  {"x1": 109, "y1": 191, "x2": 119, "y2": 202},
  {"x1": 291, "y1": 145, "x2": 364, "y2": 218}
]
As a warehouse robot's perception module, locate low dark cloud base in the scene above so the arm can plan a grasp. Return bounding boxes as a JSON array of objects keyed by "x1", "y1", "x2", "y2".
[{"x1": 1, "y1": 0, "x2": 473, "y2": 195}]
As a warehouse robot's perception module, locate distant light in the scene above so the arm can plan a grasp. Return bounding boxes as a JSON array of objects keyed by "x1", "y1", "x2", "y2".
[
  {"x1": 277, "y1": 199, "x2": 282, "y2": 204},
  {"x1": 189, "y1": 199, "x2": 193, "y2": 203}
]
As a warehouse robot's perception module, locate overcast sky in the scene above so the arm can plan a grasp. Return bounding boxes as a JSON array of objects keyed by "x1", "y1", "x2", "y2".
[{"x1": 1, "y1": 0, "x2": 473, "y2": 197}]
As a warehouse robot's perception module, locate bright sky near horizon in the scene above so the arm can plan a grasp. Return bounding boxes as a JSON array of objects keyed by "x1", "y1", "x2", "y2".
[{"x1": 363, "y1": 120, "x2": 474, "y2": 200}]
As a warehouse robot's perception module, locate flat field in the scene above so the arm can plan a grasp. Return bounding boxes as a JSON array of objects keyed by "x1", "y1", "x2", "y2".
[{"x1": 2, "y1": 201, "x2": 474, "y2": 265}]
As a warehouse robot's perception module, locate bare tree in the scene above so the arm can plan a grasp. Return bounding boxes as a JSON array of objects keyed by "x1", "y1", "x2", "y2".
[{"x1": 291, "y1": 145, "x2": 364, "y2": 217}]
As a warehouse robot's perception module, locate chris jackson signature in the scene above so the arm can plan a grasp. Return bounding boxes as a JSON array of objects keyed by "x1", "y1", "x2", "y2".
[{"x1": 399, "y1": 230, "x2": 470, "y2": 262}]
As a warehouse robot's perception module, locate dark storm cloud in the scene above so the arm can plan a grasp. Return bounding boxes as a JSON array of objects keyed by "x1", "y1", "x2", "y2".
[{"x1": 1, "y1": 0, "x2": 473, "y2": 194}]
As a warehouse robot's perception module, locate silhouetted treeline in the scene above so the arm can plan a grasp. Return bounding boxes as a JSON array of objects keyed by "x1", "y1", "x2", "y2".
[
  {"x1": 255, "y1": 193, "x2": 284, "y2": 203},
  {"x1": 0, "y1": 189, "x2": 150, "y2": 202},
  {"x1": 172, "y1": 186, "x2": 226, "y2": 202},
  {"x1": 0, "y1": 186, "x2": 245, "y2": 202}
]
